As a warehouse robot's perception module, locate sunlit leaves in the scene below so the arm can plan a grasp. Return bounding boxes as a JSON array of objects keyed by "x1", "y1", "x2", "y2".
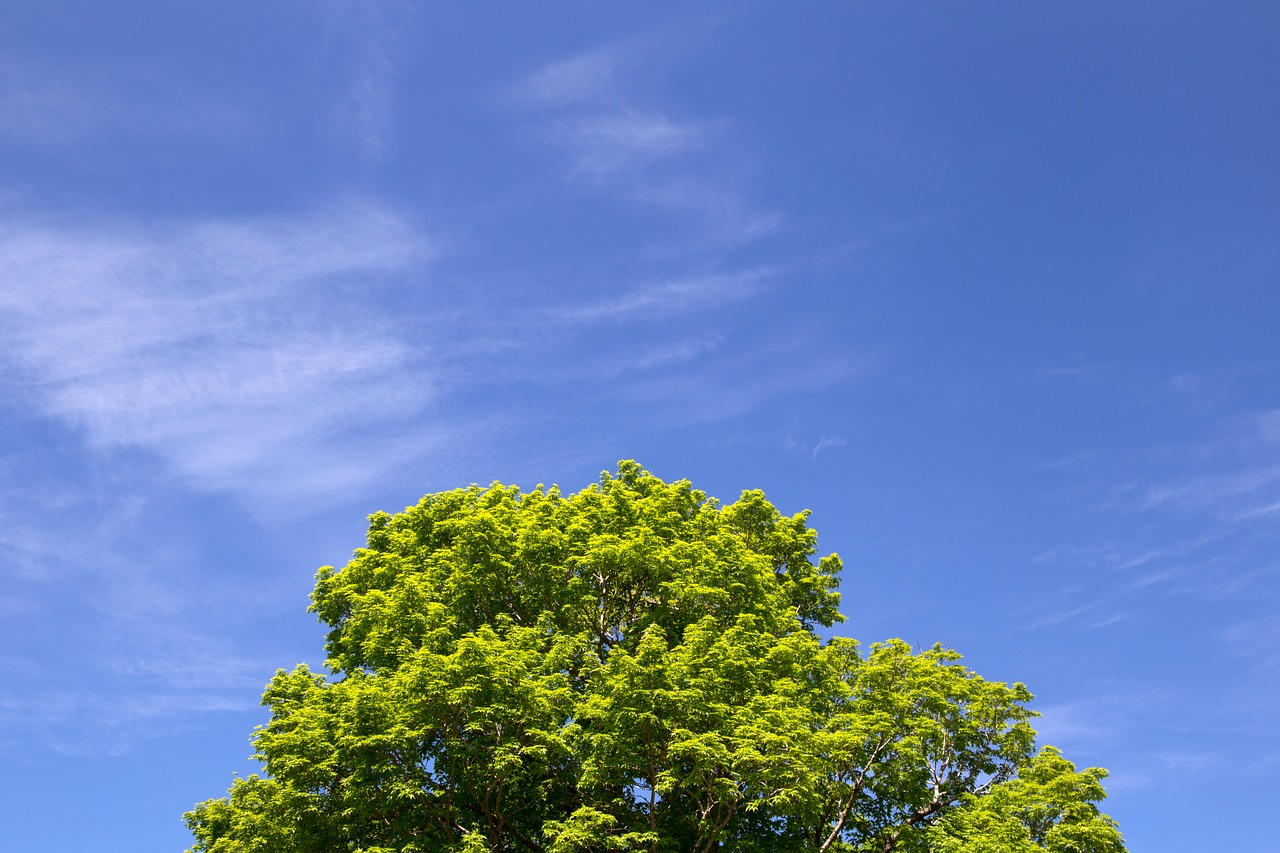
[
  {"x1": 186, "y1": 463, "x2": 1123, "y2": 852},
  {"x1": 921, "y1": 748, "x2": 1125, "y2": 853}
]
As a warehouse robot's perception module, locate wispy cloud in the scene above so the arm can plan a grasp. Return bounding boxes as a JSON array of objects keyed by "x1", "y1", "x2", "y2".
[
  {"x1": 1039, "y1": 424, "x2": 1280, "y2": 632},
  {"x1": 511, "y1": 41, "x2": 778, "y2": 250},
  {"x1": 1018, "y1": 561, "x2": 1191, "y2": 632},
  {"x1": 1034, "y1": 698, "x2": 1126, "y2": 747},
  {"x1": 785, "y1": 434, "x2": 848, "y2": 460},
  {"x1": 1232, "y1": 500, "x2": 1280, "y2": 522},
  {"x1": 0, "y1": 386, "x2": 426, "y2": 759},
  {"x1": 509, "y1": 46, "x2": 626, "y2": 109},
  {"x1": 623, "y1": 336, "x2": 724, "y2": 372},
  {"x1": 0, "y1": 202, "x2": 437, "y2": 504},
  {"x1": 618, "y1": 349, "x2": 863, "y2": 428},
  {"x1": 555, "y1": 108, "x2": 719, "y2": 179},
  {"x1": 630, "y1": 179, "x2": 782, "y2": 250},
  {"x1": 0, "y1": 57, "x2": 248, "y2": 149},
  {"x1": 319, "y1": 0, "x2": 413, "y2": 164},
  {"x1": 554, "y1": 267, "x2": 771, "y2": 323},
  {"x1": 1221, "y1": 615, "x2": 1280, "y2": 670},
  {"x1": 812, "y1": 437, "x2": 847, "y2": 458},
  {"x1": 1036, "y1": 365, "x2": 1104, "y2": 380},
  {"x1": 0, "y1": 680, "x2": 260, "y2": 757},
  {"x1": 1, "y1": 2, "x2": 408, "y2": 165},
  {"x1": 1029, "y1": 689, "x2": 1226, "y2": 793},
  {"x1": 0, "y1": 468, "x2": 285, "y2": 755},
  {"x1": 1112, "y1": 409, "x2": 1280, "y2": 520},
  {"x1": 1023, "y1": 394, "x2": 1280, "y2": 782},
  {"x1": 0, "y1": 196, "x2": 819, "y2": 508}
]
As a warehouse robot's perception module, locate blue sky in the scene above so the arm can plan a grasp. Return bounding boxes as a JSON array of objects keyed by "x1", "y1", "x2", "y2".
[{"x1": 1, "y1": 2, "x2": 1277, "y2": 850}]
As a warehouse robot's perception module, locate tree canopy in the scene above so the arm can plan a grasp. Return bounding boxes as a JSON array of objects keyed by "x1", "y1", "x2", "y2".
[{"x1": 186, "y1": 461, "x2": 1124, "y2": 853}]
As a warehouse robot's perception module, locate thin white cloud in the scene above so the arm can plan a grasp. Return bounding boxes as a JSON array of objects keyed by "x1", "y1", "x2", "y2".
[
  {"x1": 0, "y1": 74, "x2": 97, "y2": 146},
  {"x1": 512, "y1": 42, "x2": 778, "y2": 250},
  {"x1": 1258, "y1": 409, "x2": 1280, "y2": 442},
  {"x1": 1038, "y1": 451, "x2": 1100, "y2": 470},
  {"x1": 1030, "y1": 685, "x2": 1278, "y2": 794},
  {"x1": 1208, "y1": 566, "x2": 1277, "y2": 598},
  {"x1": 1233, "y1": 500, "x2": 1280, "y2": 522},
  {"x1": 625, "y1": 336, "x2": 723, "y2": 372},
  {"x1": 1, "y1": 2, "x2": 407, "y2": 163},
  {"x1": 0, "y1": 58, "x2": 249, "y2": 148},
  {"x1": 557, "y1": 108, "x2": 719, "y2": 179},
  {"x1": 0, "y1": 430, "x2": 320, "y2": 757},
  {"x1": 518, "y1": 336, "x2": 729, "y2": 388},
  {"x1": 1018, "y1": 563, "x2": 1190, "y2": 632},
  {"x1": 1221, "y1": 615, "x2": 1280, "y2": 669},
  {"x1": 555, "y1": 267, "x2": 771, "y2": 323},
  {"x1": 811, "y1": 437, "x2": 847, "y2": 459},
  {"x1": 1114, "y1": 550, "x2": 1167, "y2": 571},
  {"x1": 0, "y1": 683, "x2": 260, "y2": 757},
  {"x1": 622, "y1": 351, "x2": 864, "y2": 427},
  {"x1": 1106, "y1": 413, "x2": 1280, "y2": 521},
  {"x1": 0, "y1": 198, "x2": 795, "y2": 510},
  {"x1": 511, "y1": 47, "x2": 623, "y2": 109},
  {"x1": 0, "y1": 203, "x2": 436, "y2": 504},
  {"x1": 320, "y1": 0, "x2": 412, "y2": 164},
  {"x1": 504, "y1": 27, "x2": 712, "y2": 112},
  {"x1": 1034, "y1": 700, "x2": 1121, "y2": 747},
  {"x1": 629, "y1": 178, "x2": 782, "y2": 249},
  {"x1": 1036, "y1": 365, "x2": 1103, "y2": 379},
  {"x1": 1020, "y1": 598, "x2": 1113, "y2": 631},
  {"x1": 785, "y1": 434, "x2": 849, "y2": 461}
]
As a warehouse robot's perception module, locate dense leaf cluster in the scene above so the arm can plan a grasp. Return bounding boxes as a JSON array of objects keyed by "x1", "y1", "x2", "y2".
[{"x1": 186, "y1": 462, "x2": 1124, "y2": 852}]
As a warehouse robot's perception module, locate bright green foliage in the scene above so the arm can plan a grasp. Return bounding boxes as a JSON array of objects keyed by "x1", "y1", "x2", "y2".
[
  {"x1": 186, "y1": 462, "x2": 1124, "y2": 852},
  {"x1": 919, "y1": 748, "x2": 1125, "y2": 853}
]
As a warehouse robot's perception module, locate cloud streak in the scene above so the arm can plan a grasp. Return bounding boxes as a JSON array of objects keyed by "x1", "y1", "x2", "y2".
[
  {"x1": 555, "y1": 108, "x2": 719, "y2": 179},
  {"x1": 512, "y1": 42, "x2": 778, "y2": 250},
  {"x1": 510, "y1": 47, "x2": 624, "y2": 109},
  {"x1": 0, "y1": 57, "x2": 249, "y2": 149},
  {"x1": 554, "y1": 267, "x2": 771, "y2": 323},
  {"x1": 320, "y1": 0, "x2": 413, "y2": 164},
  {"x1": 0, "y1": 203, "x2": 436, "y2": 504}
]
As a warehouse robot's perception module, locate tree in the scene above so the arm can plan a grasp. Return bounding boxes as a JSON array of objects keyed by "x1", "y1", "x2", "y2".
[{"x1": 186, "y1": 462, "x2": 1124, "y2": 852}]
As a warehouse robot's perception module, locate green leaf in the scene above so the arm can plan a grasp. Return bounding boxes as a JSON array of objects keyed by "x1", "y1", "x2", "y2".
[{"x1": 186, "y1": 462, "x2": 1124, "y2": 853}]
